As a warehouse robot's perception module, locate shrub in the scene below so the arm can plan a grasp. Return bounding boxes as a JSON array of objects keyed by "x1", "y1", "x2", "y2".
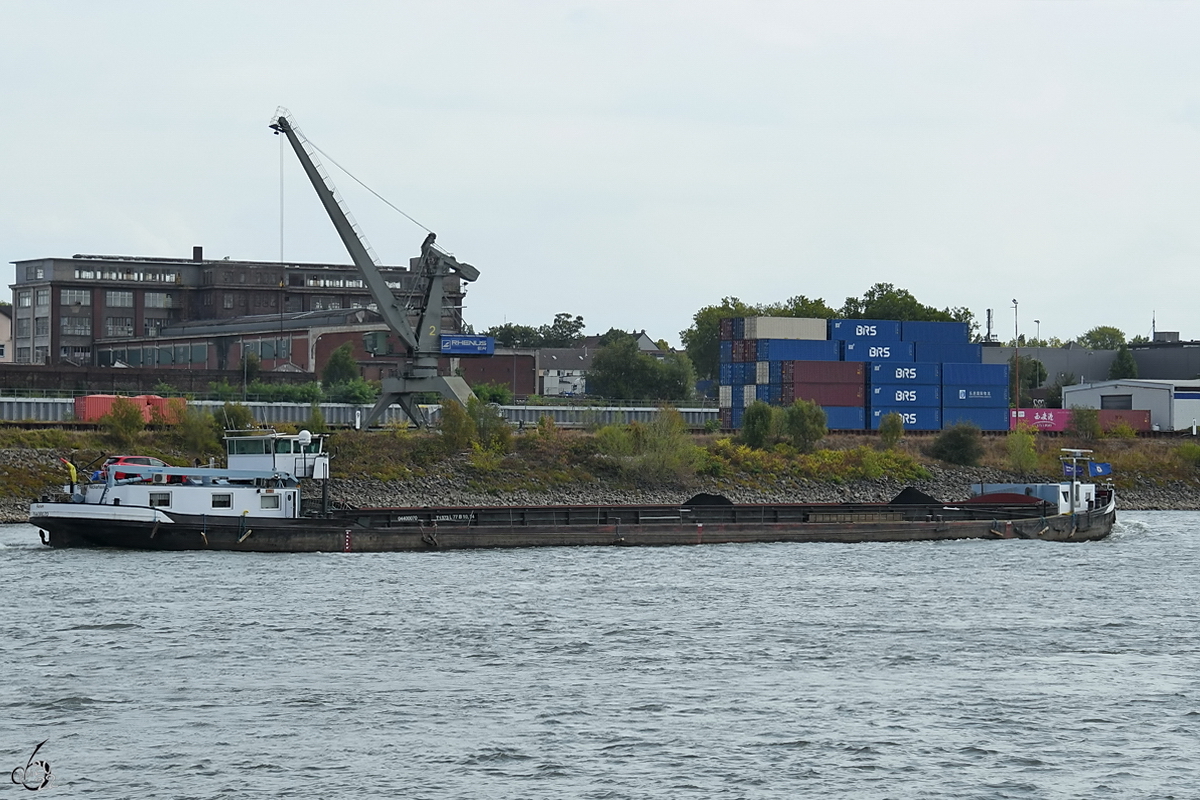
[
  {"x1": 878, "y1": 412, "x2": 905, "y2": 450},
  {"x1": 325, "y1": 378, "x2": 377, "y2": 405},
  {"x1": 472, "y1": 382, "x2": 515, "y2": 405},
  {"x1": 595, "y1": 424, "x2": 635, "y2": 456},
  {"x1": 741, "y1": 401, "x2": 775, "y2": 449},
  {"x1": 629, "y1": 407, "x2": 700, "y2": 482},
  {"x1": 1006, "y1": 424, "x2": 1039, "y2": 475},
  {"x1": 783, "y1": 399, "x2": 827, "y2": 453},
  {"x1": 1105, "y1": 420, "x2": 1138, "y2": 440},
  {"x1": 1066, "y1": 407, "x2": 1101, "y2": 441},
  {"x1": 929, "y1": 422, "x2": 985, "y2": 466},
  {"x1": 1178, "y1": 442, "x2": 1200, "y2": 470},
  {"x1": 438, "y1": 400, "x2": 476, "y2": 453},
  {"x1": 468, "y1": 396, "x2": 512, "y2": 453},
  {"x1": 100, "y1": 397, "x2": 146, "y2": 450},
  {"x1": 176, "y1": 406, "x2": 220, "y2": 456},
  {"x1": 304, "y1": 403, "x2": 328, "y2": 434},
  {"x1": 212, "y1": 403, "x2": 256, "y2": 442}
]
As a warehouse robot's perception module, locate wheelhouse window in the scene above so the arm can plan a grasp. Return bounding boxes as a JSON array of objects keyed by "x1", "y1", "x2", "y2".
[
  {"x1": 261, "y1": 494, "x2": 280, "y2": 510},
  {"x1": 211, "y1": 494, "x2": 232, "y2": 509},
  {"x1": 149, "y1": 492, "x2": 171, "y2": 508}
]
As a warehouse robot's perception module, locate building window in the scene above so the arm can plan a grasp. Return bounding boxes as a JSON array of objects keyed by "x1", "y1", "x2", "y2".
[
  {"x1": 106, "y1": 290, "x2": 134, "y2": 307},
  {"x1": 144, "y1": 318, "x2": 167, "y2": 337},
  {"x1": 34, "y1": 346, "x2": 48, "y2": 364},
  {"x1": 30, "y1": 266, "x2": 44, "y2": 280},
  {"x1": 223, "y1": 294, "x2": 234, "y2": 309},
  {"x1": 61, "y1": 317, "x2": 92, "y2": 336},
  {"x1": 149, "y1": 492, "x2": 171, "y2": 508},
  {"x1": 144, "y1": 292, "x2": 173, "y2": 308},
  {"x1": 0, "y1": 344, "x2": 5, "y2": 358},
  {"x1": 35, "y1": 289, "x2": 50, "y2": 306},
  {"x1": 59, "y1": 346, "x2": 91, "y2": 363},
  {"x1": 60, "y1": 289, "x2": 91, "y2": 306},
  {"x1": 261, "y1": 494, "x2": 280, "y2": 510},
  {"x1": 212, "y1": 494, "x2": 232, "y2": 509},
  {"x1": 16, "y1": 318, "x2": 30, "y2": 338},
  {"x1": 74, "y1": 269, "x2": 96, "y2": 280},
  {"x1": 34, "y1": 317, "x2": 49, "y2": 337},
  {"x1": 16, "y1": 347, "x2": 30, "y2": 363},
  {"x1": 105, "y1": 317, "x2": 134, "y2": 337},
  {"x1": 17, "y1": 291, "x2": 31, "y2": 308}
]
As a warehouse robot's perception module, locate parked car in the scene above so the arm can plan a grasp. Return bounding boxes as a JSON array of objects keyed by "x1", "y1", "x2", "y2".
[{"x1": 99, "y1": 455, "x2": 170, "y2": 481}]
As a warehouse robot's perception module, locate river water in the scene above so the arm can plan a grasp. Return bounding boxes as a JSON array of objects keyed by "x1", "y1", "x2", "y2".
[{"x1": 2, "y1": 512, "x2": 1198, "y2": 799}]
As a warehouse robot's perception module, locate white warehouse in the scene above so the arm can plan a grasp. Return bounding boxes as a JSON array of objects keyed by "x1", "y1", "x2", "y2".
[{"x1": 1062, "y1": 380, "x2": 1200, "y2": 433}]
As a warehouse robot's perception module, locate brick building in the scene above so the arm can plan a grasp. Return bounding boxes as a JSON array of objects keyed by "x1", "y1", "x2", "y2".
[{"x1": 7, "y1": 247, "x2": 466, "y2": 367}]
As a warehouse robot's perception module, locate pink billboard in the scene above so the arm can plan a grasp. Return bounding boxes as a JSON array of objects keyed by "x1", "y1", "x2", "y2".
[{"x1": 1010, "y1": 409, "x2": 1071, "y2": 431}]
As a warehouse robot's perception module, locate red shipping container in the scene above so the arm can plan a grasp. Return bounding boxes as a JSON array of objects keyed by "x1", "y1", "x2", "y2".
[
  {"x1": 792, "y1": 360, "x2": 864, "y2": 384},
  {"x1": 719, "y1": 319, "x2": 734, "y2": 341},
  {"x1": 144, "y1": 395, "x2": 186, "y2": 424},
  {"x1": 1099, "y1": 409, "x2": 1151, "y2": 432},
  {"x1": 792, "y1": 382, "x2": 865, "y2": 406},
  {"x1": 781, "y1": 383, "x2": 794, "y2": 404},
  {"x1": 1010, "y1": 408, "x2": 1152, "y2": 432}
]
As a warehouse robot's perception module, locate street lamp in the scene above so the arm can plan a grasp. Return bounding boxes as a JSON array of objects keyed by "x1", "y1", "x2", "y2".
[
  {"x1": 1034, "y1": 319, "x2": 1041, "y2": 388},
  {"x1": 1012, "y1": 299, "x2": 1019, "y2": 408}
]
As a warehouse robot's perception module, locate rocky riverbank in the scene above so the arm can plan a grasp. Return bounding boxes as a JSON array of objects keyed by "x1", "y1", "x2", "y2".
[{"x1": 6, "y1": 447, "x2": 1196, "y2": 524}]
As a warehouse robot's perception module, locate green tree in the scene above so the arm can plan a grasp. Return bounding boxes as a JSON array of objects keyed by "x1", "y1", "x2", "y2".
[
  {"x1": 484, "y1": 322, "x2": 542, "y2": 348},
  {"x1": 100, "y1": 397, "x2": 146, "y2": 450},
  {"x1": 322, "y1": 343, "x2": 359, "y2": 386},
  {"x1": 467, "y1": 396, "x2": 512, "y2": 453},
  {"x1": 176, "y1": 406, "x2": 220, "y2": 455},
  {"x1": 1065, "y1": 407, "x2": 1101, "y2": 441},
  {"x1": 929, "y1": 423, "x2": 984, "y2": 466},
  {"x1": 1077, "y1": 326, "x2": 1125, "y2": 351},
  {"x1": 1045, "y1": 373, "x2": 1076, "y2": 409},
  {"x1": 741, "y1": 401, "x2": 775, "y2": 449},
  {"x1": 1109, "y1": 345, "x2": 1138, "y2": 379},
  {"x1": 587, "y1": 335, "x2": 695, "y2": 402},
  {"x1": 1006, "y1": 425, "x2": 1039, "y2": 474},
  {"x1": 540, "y1": 313, "x2": 586, "y2": 347},
  {"x1": 878, "y1": 412, "x2": 905, "y2": 450},
  {"x1": 438, "y1": 400, "x2": 476, "y2": 452},
  {"x1": 783, "y1": 399, "x2": 827, "y2": 453},
  {"x1": 840, "y1": 283, "x2": 959, "y2": 323},
  {"x1": 1008, "y1": 354, "x2": 1047, "y2": 406},
  {"x1": 472, "y1": 382, "x2": 515, "y2": 405},
  {"x1": 326, "y1": 378, "x2": 378, "y2": 404}
]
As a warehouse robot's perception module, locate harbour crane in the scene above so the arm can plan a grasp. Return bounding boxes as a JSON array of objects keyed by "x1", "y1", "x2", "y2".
[{"x1": 270, "y1": 110, "x2": 480, "y2": 427}]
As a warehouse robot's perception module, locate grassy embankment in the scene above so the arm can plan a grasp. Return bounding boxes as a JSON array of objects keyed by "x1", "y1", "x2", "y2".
[{"x1": 3, "y1": 415, "x2": 1199, "y2": 501}]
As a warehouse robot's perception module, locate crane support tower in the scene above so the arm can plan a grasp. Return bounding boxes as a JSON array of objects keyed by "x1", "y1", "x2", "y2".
[{"x1": 270, "y1": 110, "x2": 480, "y2": 428}]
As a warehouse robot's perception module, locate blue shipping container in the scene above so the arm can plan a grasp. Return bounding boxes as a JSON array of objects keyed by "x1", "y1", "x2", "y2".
[
  {"x1": 828, "y1": 319, "x2": 902, "y2": 341},
  {"x1": 719, "y1": 341, "x2": 733, "y2": 362},
  {"x1": 769, "y1": 361, "x2": 783, "y2": 384},
  {"x1": 914, "y1": 343, "x2": 983, "y2": 364},
  {"x1": 869, "y1": 362, "x2": 941, "y2": 385},
  {"x1": 870, "y1": 407, "x2": 942, "y2": 431},
  {"x1": 822, "y1": 406, "x2": 866, "y2": 430},
  {"x1": 440, "y1": 335, "x2": 495, "y2": 355},
  {"x1": 868, "y1": 407, "x2": 940, "y2": 431},
  {"x1": 942, "y1": 407, "x2": 1010, "y2": 431},
  {"x1": 731, "y1": 406, "x2": 744, "y2": 429},
  {"x1": 901, "y1": 321, "x2": 969, "y2": 343},
  {"x1": 941, "y1": 363, "x2": 1009, "y2": 386},
  {"x1": 942, "y1": 385, "x2": 1010, "y2": 408},
  {"x1": 756, "y1": 339, "x2": 842, "y2": 361},
  {"x1": 869, "y1": 385, "x2": 941, "y2": 407},
  {"x1": 719, "y1": 363, "x2": 734, "y2": 385},
  {"x1": 768, "y1": 385, "x2": 782, "y2": 404},
  {"x1": 730, "y1": 385, "x2": 743, "y2": 407},
  {"x1": 756, "y1": 384, "x2": 772, "y2": 402},
  {"x1": 842, "y1": 341, "x2": 915, "y2": 362},
  {"x1": 732, "y1": 317, "x2": 745, "y2": 340}
]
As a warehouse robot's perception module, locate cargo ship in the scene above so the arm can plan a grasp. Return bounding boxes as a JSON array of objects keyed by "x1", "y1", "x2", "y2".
[{"x1": 30, "y1": 432, "x2": 1116, "y2": 551}]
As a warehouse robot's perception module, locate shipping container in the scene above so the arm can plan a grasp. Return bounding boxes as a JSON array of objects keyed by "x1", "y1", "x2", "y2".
[
  {"x1": 769, "y1": 361, "x2": 784, "y2": 384},
  {"x1": 828, "y1": 319, "x2": 902, "y2": 341},
  {"x1": 780, "y1": 383, "x2": 794, "y2": 405},
  {"x1": 791, "y1": 360, "x2": 864, "y2": 384},
  {"x1": 719, "y1": 385, "x2": 732, "y2": 407},
  {"x1": 942, "y1": 385, "x2": 1010, "y2": 408},
  {"x1": 941, "y1": 363, "x2": 1009, "y2": 386},
  {"x1": 719, "y1": 407, "x2": 732, "y2": 428},
  {"x1": 900, "y1": 320, "x2": 970, "y2": 343},
  {"x1": 822, "y1": 406, "x2": 867, "y2": 430},
  {"x1": 756, "y1": 361, "x2": 770, "y2": 384},
  {"x1": 743, "y1": 384, "x2": 758, "y2": 408},
  {"x1": 732, "y1": 317, "x2": 745, "y2": 340},
  {"x1": 1009, "y1": 408, "x2": 1152, "y2": 433},
  {"x1": 756, "y1": 339, "x2": 842, "y2": 361},
  {"x1": 870, "y1": 407, "x2": 942, "y2": 431},
  {"x1": 756, "y1": 384, "x2": 772, "y2": 402},
  {"x1": 768, "y1": 384, "x2": 782, "y2": 404},
  {"x1": 719, "y1": 363, "x2": 734, "y2": 385},
  {"x1": 144, "y1": 395, "x2": 186, "y2": 424},
  {"x1": 730, "y1": 384, "x2": 743, "y2": 408},
  {"x1": 869, "y1": 362, "x2": 941, "y2": 385},
  {"x1": 744, "y1": 316, "x2": 828, "y2": 341},
  {"x1": 942, "y1": 407, "x2": 1009, "y2": 431},
  {"x1": 792, "y1": 382, "x2": 865, "y2": 406},
  {"x1": 719, "y1": 318, "x2": 734, "y2": 341},
  {"x1": 730, "y1": 405, "x2": 744, "y2": 429},
  {"x1": 869, "y1": 385, "x2": 941, "y2": 407},
  {"x1": 738, "y1": 362, "x2": 755, "y2": 385},
  {"x1": 719, "y1": 341, "x2": 733, "y2": 363},
  {"x1": 842, "y1": 341, "x2": 915, "y2": 362},
  {"x1": 914, "y1": 342, "x2": 982, "y2": 364}
]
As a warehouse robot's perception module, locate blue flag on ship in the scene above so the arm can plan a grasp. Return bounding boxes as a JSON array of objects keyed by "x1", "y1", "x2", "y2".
[
  {"x1": 1089, "y1": 462, "x2": 1113, "y2": 477},
  {"x1": 1063, "y1": 463, "x2": 1084, "y2": 477}
]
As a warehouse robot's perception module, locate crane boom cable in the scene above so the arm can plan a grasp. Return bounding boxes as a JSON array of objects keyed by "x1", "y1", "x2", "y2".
[{"x1": 306, "y1": 140, "x2": 433, "y2": 236}]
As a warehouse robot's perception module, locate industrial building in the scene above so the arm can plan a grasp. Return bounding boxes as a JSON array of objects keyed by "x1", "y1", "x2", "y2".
[
  {"x1": 1062, "y1": 380, "x2": 1200, "y2": 433},
  {"x1": 7, "y1": 248, "x2": 466, "y2": 367}
]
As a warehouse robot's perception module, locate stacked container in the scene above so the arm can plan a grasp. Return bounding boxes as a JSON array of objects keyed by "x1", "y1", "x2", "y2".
[{"x1": 941, "y1": 363, "x2": 1010, "y2": 430}]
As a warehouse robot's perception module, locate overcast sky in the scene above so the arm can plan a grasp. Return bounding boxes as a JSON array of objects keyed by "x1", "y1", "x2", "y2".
[{"x1": 3, "y1": 1, "x2": 1198, "y2": 347}]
